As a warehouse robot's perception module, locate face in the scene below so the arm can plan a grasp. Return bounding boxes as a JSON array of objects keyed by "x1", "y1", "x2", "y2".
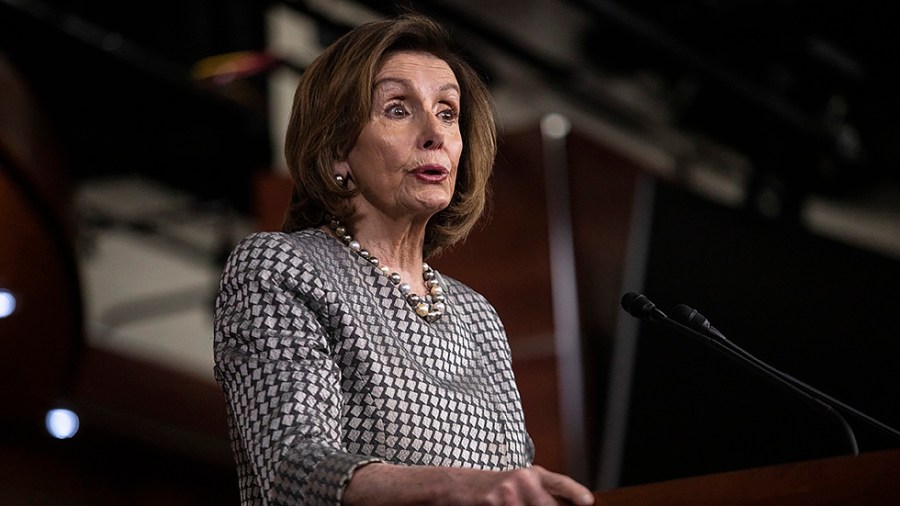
[{"x1": 338, "y1": 51, "x2": 463, "y2": 223}]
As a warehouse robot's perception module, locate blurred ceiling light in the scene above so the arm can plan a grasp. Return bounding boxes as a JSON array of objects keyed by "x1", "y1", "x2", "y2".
[
  {"x1": 45, "y1": 408, "x2": 80, "y2": 439},
  {"x1": 0, "y1": 289, "x2": 16, "y2": 319}
]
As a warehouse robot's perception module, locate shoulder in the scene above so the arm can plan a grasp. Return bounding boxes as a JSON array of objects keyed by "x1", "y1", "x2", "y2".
[
  {"x1": 221, "y1": 229, "x2": 336, "y2": 281},
  {"x1": 228, "y1": 229, "x2": 327, "y2": 257},
  {"x1": 440, "y1": 273, "x2": 501, "y2": 319},
  {"x1": 440, "y1": 273, "x2": 483, "y2": 301}
]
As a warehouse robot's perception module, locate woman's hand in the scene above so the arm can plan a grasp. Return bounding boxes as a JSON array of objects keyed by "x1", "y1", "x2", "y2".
[
  {"x1": 343, "y1": 462, "x2": 596, "y2": 506},
  {"x1": 447, "y1": 465, "x2": 596, "y2": 506}
]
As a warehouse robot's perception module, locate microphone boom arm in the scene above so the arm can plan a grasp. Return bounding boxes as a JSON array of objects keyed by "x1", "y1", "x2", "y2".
[
  {"x1": 669, "y1": 302, "x2": 900, "y2": 444},
  {"x1": 620, "y1": 292, "x2": 900, "y2": 455}
]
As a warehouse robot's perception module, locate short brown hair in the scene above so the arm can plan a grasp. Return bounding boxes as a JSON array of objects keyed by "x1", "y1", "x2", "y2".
[{"x1": 282, "y1": 14, "x2": 496, "y2": 257}]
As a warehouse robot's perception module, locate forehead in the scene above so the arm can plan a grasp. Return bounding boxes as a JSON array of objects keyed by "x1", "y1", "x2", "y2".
[{"x1": 374, "y1": 51, "x2": 458, "y2": 89}]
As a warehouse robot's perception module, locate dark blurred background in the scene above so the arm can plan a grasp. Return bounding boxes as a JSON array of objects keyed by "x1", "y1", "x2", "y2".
[{"x1": 1, "y1": 0, "x2": 898, "y2": 503}]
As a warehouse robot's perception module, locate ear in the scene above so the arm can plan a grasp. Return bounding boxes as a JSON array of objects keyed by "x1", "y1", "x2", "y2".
[
  {"x1": 333, "y1": 159, "x2": 351, "y2": 179},
  {"x1": 333, "y1": 160, "x2": 355, "y2": 189}
]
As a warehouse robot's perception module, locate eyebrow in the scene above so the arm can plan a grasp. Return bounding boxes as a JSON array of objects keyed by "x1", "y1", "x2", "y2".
[{"x1": 373, "y1": 77, "x2": 460, "y2": 95}]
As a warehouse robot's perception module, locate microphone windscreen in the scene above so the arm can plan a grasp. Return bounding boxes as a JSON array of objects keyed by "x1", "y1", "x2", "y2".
[
  {"x1": 671, "y1": 304, "x2": 712, "y2": 333},
  {"x1": 621, "y1": 292, "x2": 657, "y2": 319}
]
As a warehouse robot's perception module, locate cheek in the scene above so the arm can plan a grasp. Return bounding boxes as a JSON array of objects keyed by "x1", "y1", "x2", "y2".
[
  {"x1": 377, "y1": 142, "x2": 408, "y2": 172},
  {"x1": 449, "y1": 134, "x2": 464, "y2": 167}
]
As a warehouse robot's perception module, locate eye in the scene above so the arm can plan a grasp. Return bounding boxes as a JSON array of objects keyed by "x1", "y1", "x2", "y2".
[
  {"x1": 385, "y1": 103, "x2": 408, "y2": 118},
  {"x1": 438, "y1": 107, "x2": 459, "y2": 123}
]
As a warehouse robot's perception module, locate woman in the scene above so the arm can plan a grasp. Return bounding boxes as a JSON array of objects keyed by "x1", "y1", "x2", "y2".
[{"x1": 214, "y1": 13, "x2": 595, "y2": 506}]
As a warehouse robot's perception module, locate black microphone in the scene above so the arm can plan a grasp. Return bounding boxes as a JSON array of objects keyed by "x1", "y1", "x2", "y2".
[
  {"x1": 620, "y1": 292, "x2": 864, "y2": 455},
  {"x1": 621, "y1": 292, "x2": 667, "y2": 322},
  {"x1": 670, "y1": 304, "x2": 726, "y2": 340},
  {"x1": 670, "y1": 302, "x2": 900, "y2": 445}
]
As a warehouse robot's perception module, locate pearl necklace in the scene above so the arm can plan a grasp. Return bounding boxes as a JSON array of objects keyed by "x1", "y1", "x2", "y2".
[{"x1": 329, "y1": 220, "x2": 446, "y2": 323}]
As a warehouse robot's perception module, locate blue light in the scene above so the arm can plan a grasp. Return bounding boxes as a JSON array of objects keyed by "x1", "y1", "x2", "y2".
[
  {"x1": 45, "y1": 408, "x2": 80, "y2": 439},
  {"x1": 0, "y1": 289, "x2": 15, "y2": 318}
]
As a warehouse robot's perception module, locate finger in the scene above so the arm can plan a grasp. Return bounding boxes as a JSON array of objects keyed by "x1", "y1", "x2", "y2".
[
  {"x1": 493, "y1": 468, "x2": 558, "y2": 506},
  {"x1": 510, "y1": 468, "x2": 556, "y2": 506},
  {"x1": 535, "y1": 467, "x2": 595, "y2": 506}
]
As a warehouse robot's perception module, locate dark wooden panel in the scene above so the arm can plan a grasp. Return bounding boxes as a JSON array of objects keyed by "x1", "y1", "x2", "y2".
[{"x1": 596, "y1": 449, "x2": 900, "y2": 506}]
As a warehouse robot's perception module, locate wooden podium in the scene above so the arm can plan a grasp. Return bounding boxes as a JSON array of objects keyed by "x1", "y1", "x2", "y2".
[{"x1": 591, "y1": 449, "x2": 900, "y2": 505}]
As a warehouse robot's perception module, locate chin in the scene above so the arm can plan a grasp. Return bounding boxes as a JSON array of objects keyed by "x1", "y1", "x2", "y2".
[
  {"x1": 415, "y1": 204, "x2": 450, "y2": 220},
  {"x1": 413, "y1": 192, "x2": 452, "y2": 214}
]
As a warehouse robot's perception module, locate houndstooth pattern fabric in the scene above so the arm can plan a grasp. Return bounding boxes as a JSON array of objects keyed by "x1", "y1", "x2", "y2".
[{"x1": 214, "y1": 229, "x2": 534, "y2": 505}]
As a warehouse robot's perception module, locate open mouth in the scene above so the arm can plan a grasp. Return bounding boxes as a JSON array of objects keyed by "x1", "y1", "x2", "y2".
[{"x1": 414, "y1": 165, "x2": 449, "y2": 181}]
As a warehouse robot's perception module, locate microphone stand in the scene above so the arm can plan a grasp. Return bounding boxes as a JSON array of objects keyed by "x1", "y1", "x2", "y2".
[
  {"x1": 621, "y1": 292, "x2": 869, "y2": 456},
  {"x1": 669, "y1": 303, "x2": 900, "y2": 446}
]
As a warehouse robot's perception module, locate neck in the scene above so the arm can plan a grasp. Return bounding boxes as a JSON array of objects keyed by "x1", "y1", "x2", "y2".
[
  {"x1": 324, "y1": 215, "x2": 446, "y2": 323},
  {"x1": 326, "y1": 215, "x2": 430, "y2": 295},
  {"x1": 348, "y1": 207, "x2": 430, "y2": 272},
  {"x1": 353, "y1": 223, "x2": 425, "y2": 274}
]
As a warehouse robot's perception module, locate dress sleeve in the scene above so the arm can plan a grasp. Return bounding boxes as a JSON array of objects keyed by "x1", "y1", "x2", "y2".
[{"x1": 213, "y1": 233, "x2": 379, "y2": 505}]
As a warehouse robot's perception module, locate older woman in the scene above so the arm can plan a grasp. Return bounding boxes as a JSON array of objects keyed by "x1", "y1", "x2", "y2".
[{"x1": 214, "y1": 14, "x2": 594, "y2": 506}]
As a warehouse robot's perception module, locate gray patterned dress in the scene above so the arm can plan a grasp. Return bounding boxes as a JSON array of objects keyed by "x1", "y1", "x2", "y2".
[{"x1": 213, "y1": 229, "x2": 534, "y2": 505}]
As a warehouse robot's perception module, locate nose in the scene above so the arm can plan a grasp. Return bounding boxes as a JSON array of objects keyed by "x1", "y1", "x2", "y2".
[{"x1": 419, "y1": 114, "x2": 444, "y2": 150}]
